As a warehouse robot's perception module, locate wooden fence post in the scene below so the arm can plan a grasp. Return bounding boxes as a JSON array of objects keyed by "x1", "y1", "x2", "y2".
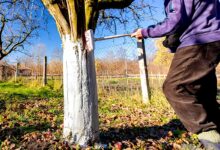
[
  {"x1": 43, "y1": 56, "x2": 47, "y2": 86},
  {"x1": 0, "y1": 66, "x2": 3, "y2": 81},
  {"x1": 15, "y1": 63, "x2": 19, "y2": 82},
  {"x1": 137, "y1": 39, "x2": 150, "y2": 103}
]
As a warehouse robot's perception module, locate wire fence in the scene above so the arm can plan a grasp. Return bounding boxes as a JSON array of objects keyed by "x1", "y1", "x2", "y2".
[
  {"x1": 0, "y1": 37, "x2": 172, "y2": 99},
  {"x1": 96, "y1": 37, "x2": 136, "y2": 98},
  {"x1": 94, "y1": 36, "x2": 163, "y2": 98},
  {"x1": 2, "y1": 34, "x2": 220, "y2": 99}
]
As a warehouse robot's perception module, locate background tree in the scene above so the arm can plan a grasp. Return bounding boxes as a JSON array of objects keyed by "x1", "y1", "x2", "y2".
[
  {"x1": 153, "y1": 38, "x2": 174, "y2": 67},
  {"x1": 28, "y1": 44, "x2": 47, "y2": 77},
  {"x1": 97, "y1": 0, "x2": 153, "y2": 34},
  {"x1": 0, "y1": 0, "x2": 42, "y2": 60},
  {"x1": 48, "y1": 48, "x2": 63, "y2": 75},
  {"x1": 41, "y1": 0, "x2": 152, "y2": 145}
]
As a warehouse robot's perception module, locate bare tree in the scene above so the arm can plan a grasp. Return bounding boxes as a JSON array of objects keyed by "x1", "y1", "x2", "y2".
[
  {"x1": 49, "y1": 48, "x2": 63, "y2": 75},
  {"x1": 98, "y1": 0, "x2": 154, "y2": 33},
  {"x1": 32, "y1": 44, "x2": 47, "y2": 76},
  {"x1": 41, "y1": 0, "x2": 153, "y2": 145},
  {"x1": 0, "y1": 0, "x2": 42, "y2": 60}
]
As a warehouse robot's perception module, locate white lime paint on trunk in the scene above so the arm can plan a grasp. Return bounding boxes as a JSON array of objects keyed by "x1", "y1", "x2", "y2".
[{"x1": 62, "y1": 35, "x2": 99, "y2": 145}]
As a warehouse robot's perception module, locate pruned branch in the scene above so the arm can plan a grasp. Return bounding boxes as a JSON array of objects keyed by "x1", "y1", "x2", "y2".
[
  {"x1": 41, "y1": 0, "x2": 70, "y2": 37},
  {"x1": 98, "y1": 0, "x2": 134, "y2": 10},
  {"x1": 66, "y1": 0, "x2": 80, "y2": 40},
  {"x1": 97, "y1": 0, "x2": 155, "y2": 34},
  {"x1": 85, "y1": 0, "x2": 98, "y2": 30},
  {"x1": 41, "y1": 0, "x2": 154, "y2": 42}
]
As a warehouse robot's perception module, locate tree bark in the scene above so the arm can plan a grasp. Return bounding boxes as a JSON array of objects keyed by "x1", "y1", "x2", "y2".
[
  {"x1": 62, "y1": 35, "x2": 99, "y2": 145},
  {"x1": 41, "y1": 0, "x2": 137, "y2": 146}
]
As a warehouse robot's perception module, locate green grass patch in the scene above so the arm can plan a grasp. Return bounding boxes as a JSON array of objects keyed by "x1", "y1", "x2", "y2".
[
  {"x1": 0, "y1": 82, "x2": 63, "y2": 102},
  {"x1": 97, "y1": 77, "x2": 140, "y2": 85}
]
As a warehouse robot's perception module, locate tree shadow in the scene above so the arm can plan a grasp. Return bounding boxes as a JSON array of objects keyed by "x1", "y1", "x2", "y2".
[
  {"x1": 0, "y1": 99, "x2": 6, "y2": 112},
  {"x1": 217, "y1": 89, "x2": 220, "y2": 103},
  {"x1": 100, "y1": 119, "x2": 186, "y2": 143},
  {"x1": 0, "y1": 122, "x2": 53, "y2": 141}
]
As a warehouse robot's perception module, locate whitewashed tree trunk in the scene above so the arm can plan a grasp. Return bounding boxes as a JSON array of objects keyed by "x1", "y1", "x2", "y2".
[{"x1": 62, "y1": 35, "x2": 99, "y2": 145}]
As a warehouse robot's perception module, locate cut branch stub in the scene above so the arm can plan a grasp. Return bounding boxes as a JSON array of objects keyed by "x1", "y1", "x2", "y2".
[
  {"x1": 85, "y1": 0, "x2": 98, "y2": 30},
  {"x1": 41, "y1": 0, "x2": 71, "y2": 38},
  {"x1": 66, "y1": 0, "x2": 79, "y2": 40}
]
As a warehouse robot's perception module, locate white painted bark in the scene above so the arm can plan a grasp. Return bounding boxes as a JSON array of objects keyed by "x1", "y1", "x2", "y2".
[{"x1": 62, "y1": 35, "x2": 99, "y2": 145}]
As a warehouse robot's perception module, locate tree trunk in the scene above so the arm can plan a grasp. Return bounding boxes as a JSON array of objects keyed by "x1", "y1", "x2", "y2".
[{"x1": 62, "y1": 35, "x2": 99, "y2": 145}]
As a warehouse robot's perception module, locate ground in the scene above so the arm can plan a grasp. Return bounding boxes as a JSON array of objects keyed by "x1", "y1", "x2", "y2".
[{"x1": 0, "y1": 81, "x2": 204, "y2": 149}]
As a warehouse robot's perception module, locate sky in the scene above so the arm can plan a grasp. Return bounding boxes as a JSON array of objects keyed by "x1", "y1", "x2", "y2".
[{"x1": 6, "y1": 0, "x2": 165, "y2": 64}]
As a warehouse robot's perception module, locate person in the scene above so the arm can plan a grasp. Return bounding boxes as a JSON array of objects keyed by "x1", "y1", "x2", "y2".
[
  {"x1": 162, "y1": 0, "x2": 184, "y2": 53},
  {"x1": 131, "y1": 0, "x2": 220, "y2": 149}
]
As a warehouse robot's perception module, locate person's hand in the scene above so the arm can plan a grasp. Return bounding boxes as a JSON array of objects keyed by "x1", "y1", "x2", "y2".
[{"x1": 131, "y1": 28, "x2": 143, "y2": 39}]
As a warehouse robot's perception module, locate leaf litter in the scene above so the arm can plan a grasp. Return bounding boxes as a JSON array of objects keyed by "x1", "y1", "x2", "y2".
[{"x1": 0, "y1": 88, "x2": 204, "y2": 150}]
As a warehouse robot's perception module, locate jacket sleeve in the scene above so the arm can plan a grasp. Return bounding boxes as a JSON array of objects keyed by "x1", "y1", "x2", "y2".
[{"x1": 141, "y1": 0, "x2": 184, "y2": 38}]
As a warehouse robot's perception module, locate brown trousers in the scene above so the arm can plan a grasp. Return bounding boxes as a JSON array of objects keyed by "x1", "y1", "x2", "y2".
[{"x1": 163, "y1": 41, "x2": 220, "y2": 134}]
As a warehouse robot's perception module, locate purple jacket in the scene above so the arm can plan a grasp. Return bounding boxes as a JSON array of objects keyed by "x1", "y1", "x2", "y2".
[{"x1": 141, "y1": 0, "x2": 220, "y2": 48}]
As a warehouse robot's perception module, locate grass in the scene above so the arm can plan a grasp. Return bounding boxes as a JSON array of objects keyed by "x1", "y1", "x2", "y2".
[
  {"x1": 97, "y1": 77, "x2": 141, "y2": 84},
  {"x1": 0, "y1": 81, "x2": 63, "y2": 102},
  {"x1": 0, "y1": 80, "x2": 203, "y2": 149}
]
